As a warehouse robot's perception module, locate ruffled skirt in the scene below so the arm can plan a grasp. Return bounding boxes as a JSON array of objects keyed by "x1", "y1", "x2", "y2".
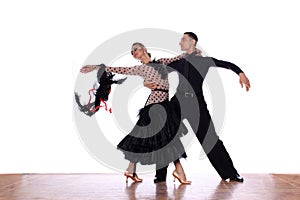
[{"x1": 117, "y1": 99, "x2": 188, "y2": 166}]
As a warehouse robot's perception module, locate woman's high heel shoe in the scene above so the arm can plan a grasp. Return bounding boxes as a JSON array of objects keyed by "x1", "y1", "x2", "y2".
[
  {"x1": 124, "y1": 171, "x2": 143, "y2": 183},
  {"x1": 172, "y1": 171, "x2": 191, "y2": 184}
]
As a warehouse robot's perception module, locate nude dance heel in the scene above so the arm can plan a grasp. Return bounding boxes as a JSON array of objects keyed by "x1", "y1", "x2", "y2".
[
  {"x1": 172, "y1": 171, "x2": 191, "y2": 184},
  {"x1": 124, "y1": 171, "x2": 143, "y2": 183}
]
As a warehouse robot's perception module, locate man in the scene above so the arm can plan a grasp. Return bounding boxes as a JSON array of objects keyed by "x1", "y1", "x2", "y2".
[{"x1": 145, "y1": 32, "x2": 250, "y2": 183}]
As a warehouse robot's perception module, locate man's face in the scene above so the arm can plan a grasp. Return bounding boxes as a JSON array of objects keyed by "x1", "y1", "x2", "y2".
[{"x1": 179, "y1": 34, "x2": 195, "y2": 51}]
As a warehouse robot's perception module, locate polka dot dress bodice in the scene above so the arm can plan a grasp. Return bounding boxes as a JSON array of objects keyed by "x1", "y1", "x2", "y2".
[{"x1": 105, "y1": 64, "x2": 168, "y2": 106}]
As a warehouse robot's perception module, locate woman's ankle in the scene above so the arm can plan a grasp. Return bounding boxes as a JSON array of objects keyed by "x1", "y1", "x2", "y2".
[{"x1": 174, "y1": 169, "x2": 187, "y2": 180}]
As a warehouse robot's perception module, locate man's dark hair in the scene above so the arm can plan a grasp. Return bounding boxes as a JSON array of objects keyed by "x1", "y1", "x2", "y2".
[{"x1": 184, "y1": 32, "x2": 198, "y2": 45}]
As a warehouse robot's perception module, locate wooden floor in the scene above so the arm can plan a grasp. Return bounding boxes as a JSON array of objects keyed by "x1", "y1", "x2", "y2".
[{"x1": 0, "y1": 173, "x2": 299, "y2": 200}]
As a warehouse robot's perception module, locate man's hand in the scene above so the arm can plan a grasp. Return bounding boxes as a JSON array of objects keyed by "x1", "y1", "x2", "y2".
[
  {"x1": 144, "y1": 79, "x2": 157, "y2": 90},
  {"x1": 239, "y1": 73, "x2": 250, "y2": 91},
  {"x1": 80, "y1": 65, "x2": 97, "y2": 73}
]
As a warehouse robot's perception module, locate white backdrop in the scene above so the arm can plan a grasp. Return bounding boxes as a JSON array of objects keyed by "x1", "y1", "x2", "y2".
[{"x1": 0, "y1": 0, "x2": 299, "y2": 174}]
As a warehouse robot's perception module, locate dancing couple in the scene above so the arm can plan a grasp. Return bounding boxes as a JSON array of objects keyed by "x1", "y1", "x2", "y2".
[{"x1": 80, "y1": 32, "x2": 250, "y2": 184}]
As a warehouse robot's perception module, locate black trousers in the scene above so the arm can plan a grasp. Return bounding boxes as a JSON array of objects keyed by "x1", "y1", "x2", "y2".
[{"x1": 155, "y1": 94, "x2": 238, "y2": 180}]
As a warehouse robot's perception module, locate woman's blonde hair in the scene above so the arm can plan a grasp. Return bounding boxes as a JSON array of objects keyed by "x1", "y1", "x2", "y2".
[{"x1": 132, "y1": 42, "x2": 151, "y2": 57}]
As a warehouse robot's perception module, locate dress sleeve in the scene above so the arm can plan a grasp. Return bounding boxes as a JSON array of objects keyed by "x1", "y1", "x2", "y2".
[
  {"x1": 157, "y1": 53, "x2": 185, "y2": 65},
  {"x1": 210, "y1": 57, "x2": 244, "y2": 75},
  {"x1": 104, "y1": 65, "x2": 145, "y2": 77}
]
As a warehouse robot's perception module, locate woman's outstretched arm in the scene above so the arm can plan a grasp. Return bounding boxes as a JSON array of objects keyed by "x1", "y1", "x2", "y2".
[
  {"x1": 80, "y1": 64, "x2": 145, "y2": 77},
  {"x1": 157, "y1": 54, "x2": 185, "y2": 65},
  {"x1": 157, "y1": 48, "x2": 202, "y2": 65}
]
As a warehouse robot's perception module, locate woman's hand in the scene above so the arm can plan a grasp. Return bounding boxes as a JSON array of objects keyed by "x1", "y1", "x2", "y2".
[
  {"x1": 195, "y1": 48, "x2": 202, "y2": 56},
  {"x1": 144, "y1": 79, "x2": 157, "y2": 90},
  {"x1": 239, "y1": 73, "x2": 250, "y2": 91},
  {"x1": 80, "y1": 65, "x2": 98, "y2": 73}
]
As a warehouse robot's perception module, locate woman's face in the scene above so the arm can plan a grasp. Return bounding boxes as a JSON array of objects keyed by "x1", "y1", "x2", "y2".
[{"x1": 131, "y1": 45, "x2": 144, "y2": 59}]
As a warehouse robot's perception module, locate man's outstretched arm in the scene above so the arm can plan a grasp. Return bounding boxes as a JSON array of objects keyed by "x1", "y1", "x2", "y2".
[{"x1": 211, "y1": 57, "x2": 251, "y2": 91}]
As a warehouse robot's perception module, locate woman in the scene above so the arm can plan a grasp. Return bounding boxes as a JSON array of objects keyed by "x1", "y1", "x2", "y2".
[{"x1": 80, "y1": 42, "x2": 191, "y2": 184}]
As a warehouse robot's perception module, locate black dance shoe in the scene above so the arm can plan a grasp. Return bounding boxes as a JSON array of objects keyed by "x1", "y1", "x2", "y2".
[
  {"x1": 229, "y1": 173, "x2": 244, "y2": 182},
  {"x1": 154, "y1": 177, "x2": 166, "y2": 183}
]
